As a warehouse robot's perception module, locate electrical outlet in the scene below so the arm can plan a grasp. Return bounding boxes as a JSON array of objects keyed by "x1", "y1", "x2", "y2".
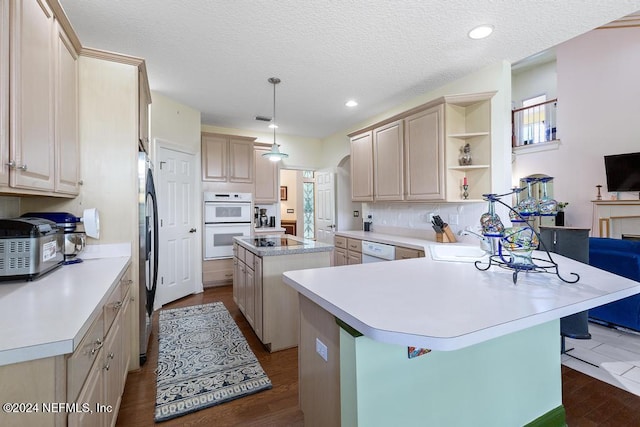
[
  {"x1": 316, "y1": 338, "x2": 328, "y2": 361},
  {"x1": 353, "y1": 210, "x2": 360, "y2": 217}
]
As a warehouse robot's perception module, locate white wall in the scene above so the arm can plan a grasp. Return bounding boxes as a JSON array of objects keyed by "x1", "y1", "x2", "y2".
[
  {"x1": 280, "y1": 169, "x2": 299, "y2": 222},
  {"x1": 150, "y1": 91, "x2": 201, "y2": 154},
  {"x1": 513, "y1": 26, "x2": 640, "y2": 230},
  {"x1": 512, "y1": 60, "x2": 557, "y2": 108}
]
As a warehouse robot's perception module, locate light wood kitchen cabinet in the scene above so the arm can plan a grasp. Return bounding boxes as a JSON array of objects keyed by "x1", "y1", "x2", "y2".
[
  {"x1": 346, "y1": 237, "x2": 362, "y2": 265},
  {"x1": 395, "y1": 246, "x2": 425, "y2": 260},
  {"x1": 350, "y1": 131, "x2": 374, "y2": 201},
  {"x1": 444, "y1": 92, "x2": 495, "y2": 201},
  {"x1": 404, "y1": 104, "x2": 445, "y2": 201},
  {"x1": 1, "y1": 0, "x2": 81, "y2": 196},
  {"x1": 373, "y1": 120, "x2": 404, "y2": 201},
  {"x1": 334, "y1": 235, "x2": 348, "y2": 266},
  {"x1": 10, "y1": 0, "x2": 56, "y2": 191},
  {"x1": 254, "y1": 145, "x2": 279, "y2": 203},
  {"x1": 348, "y1": 91, "x2": 494, "y2": 204},
  {"x1": 202, "y1": 132, "x2": 255, "y2": 183},
  {"x1": 233, "y1": 243, "x2": 261, "y2": 339},
  {"x1": 203, "y1": 258, "x2": 233, "y2": 287},
  {"x1": 54, "y1": 19, "x2": 80, "y2": 194}
]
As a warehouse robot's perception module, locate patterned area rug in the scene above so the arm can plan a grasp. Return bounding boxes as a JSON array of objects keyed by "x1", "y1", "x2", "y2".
[{"x1": 155, "y1": 302, "x2": 272, "y2": 422}]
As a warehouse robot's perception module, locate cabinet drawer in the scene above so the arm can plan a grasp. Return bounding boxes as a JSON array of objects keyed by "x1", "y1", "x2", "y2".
[
  {"x1": 395, "y1": 246, "x2": 425, "y2": 260},
  {"x1": 67, "y1": 312, "x2": 105, "y2": 402},
  {"x1": 347, "y1": 238, "x2": 362, "y2": 253},
  {"x1": 203, "y1": 258, "x2": 234, "y2": 284},
  {"x1": 245, "y1": 250, "x2": 255, "y2": 270},
  {"x1": 334, "y1": 236, "x2": 347, "y2": 249},
  {"x1": 104, "y1": 281, "x2": 126, "y2": 335},
  {"x1": 236, "y1": 246, "x2": 246, "y2": 263}
]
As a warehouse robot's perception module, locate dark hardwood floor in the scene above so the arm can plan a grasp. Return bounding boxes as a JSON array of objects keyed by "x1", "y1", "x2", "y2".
[{"x1": 116, "y1": 285, "x2": 640, "y2": 426}]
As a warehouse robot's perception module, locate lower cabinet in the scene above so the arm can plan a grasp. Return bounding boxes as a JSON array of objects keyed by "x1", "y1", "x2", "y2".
[
  {"x1": 233, "y1": 244, "x2": 263, "y2": 340},
  {"x1": 334, "y1": 236, "x2": 362, "y2": 265},
  {"x1": 70, "y1": 265, "x2": 131, "y2": 427}
]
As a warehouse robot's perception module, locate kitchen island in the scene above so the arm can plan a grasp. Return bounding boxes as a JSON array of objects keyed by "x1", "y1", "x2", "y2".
[
  {"x1": 233, "y1": 234, "x2": 333, "y2": 352},
  {"x1": 283, "y1": 249, "x2": 640, "y2": 427}
]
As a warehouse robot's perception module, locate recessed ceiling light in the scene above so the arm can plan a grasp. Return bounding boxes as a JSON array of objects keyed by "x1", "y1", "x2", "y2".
[
  {"x1": 468, "y1": 24, "x2": 494, "y2": 40},
  {"x1": 345, "y1": 100, "x2": 358, "y2": 107}
]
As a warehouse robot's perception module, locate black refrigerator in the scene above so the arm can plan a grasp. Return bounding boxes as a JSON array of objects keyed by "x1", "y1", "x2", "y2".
[{"x1": 138, "y1": 150, "x2": 159, "y2": 365}]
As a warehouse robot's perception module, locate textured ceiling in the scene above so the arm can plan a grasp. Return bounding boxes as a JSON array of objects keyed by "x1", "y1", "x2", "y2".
[{"x1": 59, "y1": 1, "x2": 640, "y2": 139}]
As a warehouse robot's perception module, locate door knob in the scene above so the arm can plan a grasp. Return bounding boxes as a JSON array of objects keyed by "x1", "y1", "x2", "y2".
[{"x1": 189, "y1": 228, "x2": 197, "y2": 233}]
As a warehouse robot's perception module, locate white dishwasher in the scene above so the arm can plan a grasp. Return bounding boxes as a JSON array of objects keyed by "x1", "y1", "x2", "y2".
[{"x1": 361, "y1": 241, "x2": 395, "y2": 263}]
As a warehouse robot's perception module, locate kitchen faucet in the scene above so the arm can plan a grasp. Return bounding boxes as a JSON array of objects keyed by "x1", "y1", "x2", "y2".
[{"x1": 458, "y1": 227, "x2": 495, "y2": 254}]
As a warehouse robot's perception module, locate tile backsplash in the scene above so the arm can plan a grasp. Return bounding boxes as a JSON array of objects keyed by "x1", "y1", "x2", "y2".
[{"x1": 362, "y1": 201, "x2": 510, "y2": 243}]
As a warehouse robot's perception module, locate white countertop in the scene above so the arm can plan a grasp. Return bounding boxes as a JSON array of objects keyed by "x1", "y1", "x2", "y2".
[
  {"x1": 0, "y1": 254, "x2": 131, "y2": 366},
  {"x1": 283, "y1": 250, "x2": 640, "y2": 351}
]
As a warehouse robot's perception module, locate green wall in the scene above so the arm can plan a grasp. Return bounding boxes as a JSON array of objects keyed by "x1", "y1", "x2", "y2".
[{"x1": 340, "y1": 320, "x2": 563, "y2": 427}]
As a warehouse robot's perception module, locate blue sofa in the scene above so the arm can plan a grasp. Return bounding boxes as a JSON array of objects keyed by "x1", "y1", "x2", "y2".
[{"x1": 588, "y1": 237, "x2": 640, "y2": 331}]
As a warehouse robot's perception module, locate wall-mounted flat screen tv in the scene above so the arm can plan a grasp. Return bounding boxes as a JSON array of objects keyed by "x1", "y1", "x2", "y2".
[{"x1": 604, "y1": 152, "x2": 640, "y2": 192}]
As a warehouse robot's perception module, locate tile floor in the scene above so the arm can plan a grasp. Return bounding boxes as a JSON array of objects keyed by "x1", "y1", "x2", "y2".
[{"x1": 562, "y1": 322, "x2": 640, "y2": 397}]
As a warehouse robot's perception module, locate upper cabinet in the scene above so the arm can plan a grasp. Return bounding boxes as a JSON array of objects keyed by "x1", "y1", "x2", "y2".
[
  {"x1": 2, "y1": 0, "x2": 80, "y2": 196},
  {"x1": 404, "y1": 104, "x2": 445, "y2": 201},
  {"x1": 254, "y1": 146, "x2": 279, "y2": 204},
  {"x1": 350, "y1": 131, "x2": 373, "y2": 202},
  {"x1": 54, "y1": 19, "x2": 79, "y2": 194},
  {"x1": 349, "y1": 91, "x2": 495, "y2": 203},
  {"x1": 373, "y1": 120, "x2": 404, "y2": 201},
  {"x1": 443, "y1": 92, "x2": 494, "y2": 202},
  {"x1": 202, "y1": 132, "x2": 255, "y2": 183}
]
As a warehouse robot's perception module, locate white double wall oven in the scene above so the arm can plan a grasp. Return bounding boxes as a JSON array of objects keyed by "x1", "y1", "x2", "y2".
[{"x1": 203, "y1": 192, "x2": 252, "y2": 259}]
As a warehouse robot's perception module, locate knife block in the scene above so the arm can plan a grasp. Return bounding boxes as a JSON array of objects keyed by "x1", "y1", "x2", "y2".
[{"x1": 436, "y1": 225, "x2": 457, "y2": 243}]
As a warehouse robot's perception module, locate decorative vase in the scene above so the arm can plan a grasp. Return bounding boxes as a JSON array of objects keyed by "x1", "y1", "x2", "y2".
[
  {"x1": 500, "y1": 221, "x2": 538, "y2": 269},
  {"x1": 518, "y1": 178, "x2": 539, "y2": 217},
  {"x1": 555, "y1": 211, "x2": 565, "y2": 226},
  {"x1": 538, "y1": 177, "x2": 558, "y2": 216},
  {"x1": 480, "y1": 196, "x2": 505, "y2": 237}
]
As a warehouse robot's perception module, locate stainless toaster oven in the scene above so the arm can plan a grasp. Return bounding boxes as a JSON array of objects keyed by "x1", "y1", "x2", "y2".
[{"x1": 0, "y1": 218, "x2": 64, "y2": 281}]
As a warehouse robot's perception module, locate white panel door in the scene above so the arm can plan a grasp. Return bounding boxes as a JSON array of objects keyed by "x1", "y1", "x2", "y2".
[
  {"x1": 156, "y1": 146, "x2": 197, "y2": 307},
  {"x1": 316, "y1": 171, "x2": 336, "y2": 244}
]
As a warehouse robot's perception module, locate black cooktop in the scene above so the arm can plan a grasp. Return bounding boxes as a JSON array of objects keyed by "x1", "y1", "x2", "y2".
[{"x1": 252, "y1": 237, "x2": 304, "y2": 247}]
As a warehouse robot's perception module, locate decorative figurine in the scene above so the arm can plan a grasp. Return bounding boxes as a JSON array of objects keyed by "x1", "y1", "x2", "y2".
[{"x1": 458, "y1": 143, "x2": 472, "y2": 166}]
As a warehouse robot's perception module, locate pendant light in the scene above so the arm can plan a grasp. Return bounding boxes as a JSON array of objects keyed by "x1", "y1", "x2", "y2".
[{"x1": 262, "y1": 77, "x2": 289, "y2": 162}]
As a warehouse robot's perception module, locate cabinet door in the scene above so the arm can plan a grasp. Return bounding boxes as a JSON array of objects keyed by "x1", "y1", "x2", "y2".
[
  {"x1": 68, "y1": 350, "x2": 105, "y2": 427},
  {"x1": 202, "y1": 134, "x2": 227, "y2": 181},
  {"x1": 347, "y1": 251, "x2": 362, "y2": 265},
  {"x1": 334, "y1": 247, "x2": 347, "y2": 266},
  {"x1": 232, "y1": 257, "x2": 240, "y2": 304},
  {"x1": 245, "y1": 263, "x2": 255, "y2": 328},
  {"x1": 373, "y1": 120, "x2": 404, "y2": 201},
  {"x1": 253, "y1": 256, "x2": 263, "y2": 340},
  {"x1": 228, "y1": 138, "x2": 254, "y2": 183},
  {"x1": 238, "y1": 262, "x2": 247, "y2": 313},
  {"x1": 254, "y1": 147, "x2": 278, "y2": 203},
  {"x1": 350, "y1": 131, "x2": 373, "y2": 201},
  {"x1": 10, "y1": 0, "x2": 55, "y2": 191},
  {"x1": 53, "y1": 21, "x2": 79, "y2": 194},
  {"x1": 0, "y1": 0, "x2": 8, "y2": 186},
  {"x1": 404, "y1": 104, "x2": 445, "y2": 200},
  {"x1": 103, "y1": 314, "x2": 122, "y2": 427}
]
